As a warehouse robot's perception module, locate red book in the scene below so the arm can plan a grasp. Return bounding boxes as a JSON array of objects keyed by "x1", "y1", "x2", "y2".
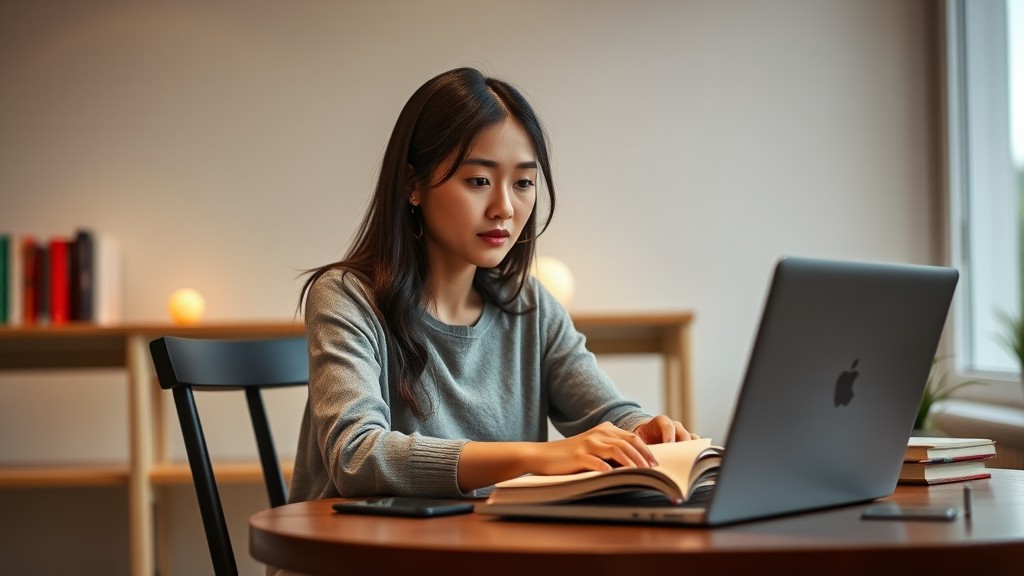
[
  {"x1": 48, "y1": 238, "x2": 71, "y2": 324},
  {"x1": 897, "y1": 471, "x2": 992, "y2": 486},
  {"x1": 898, "y1": 455, "x2": 994, "y2": 485}
]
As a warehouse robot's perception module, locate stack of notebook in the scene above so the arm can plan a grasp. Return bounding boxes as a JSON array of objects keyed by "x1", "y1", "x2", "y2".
[{"x1": 899, "y1": 437, "x2": 996, "y2": 485}]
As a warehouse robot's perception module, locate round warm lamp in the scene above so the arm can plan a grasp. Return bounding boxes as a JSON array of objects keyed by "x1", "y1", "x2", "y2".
[
  {"x1": 532, "y1": 255, "x2": 575, "y2": 307},
  {"x1": 168, "y1": 288, "x2": 206, "y2": 325}
]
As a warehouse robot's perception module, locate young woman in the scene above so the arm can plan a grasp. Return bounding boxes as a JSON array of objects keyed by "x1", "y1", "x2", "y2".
[{"x1": 290, "y1": 67, "x2": 698, "y2": 502}]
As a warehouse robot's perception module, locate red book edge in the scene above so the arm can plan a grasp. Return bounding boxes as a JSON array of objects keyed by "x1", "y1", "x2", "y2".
[
  {"x1": 897, "y1": 472, "x2": 992, "y2": 486},
  {"x1": 904, "y1": 453, "x2": 996, "y2": 465},
  {"x1": 48, "y1": 238, "x2": 70, "y2": 324}
]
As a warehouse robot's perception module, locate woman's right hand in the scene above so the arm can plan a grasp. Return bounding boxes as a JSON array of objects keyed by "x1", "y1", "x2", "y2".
[
  {"x1": 529, "y1": 421, "x2": 658, "y2": 475},
  {"x1": 457, "y1": 422, "x2": 657, "y2": 493}
]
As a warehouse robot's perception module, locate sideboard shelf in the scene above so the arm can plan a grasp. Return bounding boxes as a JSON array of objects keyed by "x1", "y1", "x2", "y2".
[
  {"x1": 0, "y1": 313, "x2": 693, "y2": 576},
  {"x1": 0, "y1": 461, "x2": 295, "y2": 489},
  {"x1": 149, "y1": 460, "x2": 295, "y2": 485},
  {"x1": 0, "y1": 464, "x2": 130, "y2": 488}
]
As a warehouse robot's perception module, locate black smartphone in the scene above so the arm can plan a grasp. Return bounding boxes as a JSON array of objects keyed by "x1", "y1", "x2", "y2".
[
  {"x1": 861, "y1": 503, "x2": 958, "y2": 522},
  {"x1": 332, "y1": 497, "x2": 474, "y2": 518}
]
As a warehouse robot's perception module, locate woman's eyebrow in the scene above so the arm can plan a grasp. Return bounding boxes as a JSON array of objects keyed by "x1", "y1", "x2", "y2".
[{"x1": 463, "y1": 158, "x2": 538, "y2": 169}]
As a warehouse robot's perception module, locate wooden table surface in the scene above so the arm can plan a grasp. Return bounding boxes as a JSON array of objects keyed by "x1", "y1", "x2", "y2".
[{"x1": 250, "y1": 469, "x2": 1024, "y2": 576}]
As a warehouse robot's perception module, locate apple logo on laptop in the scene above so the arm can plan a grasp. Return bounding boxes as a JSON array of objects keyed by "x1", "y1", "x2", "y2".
[{"x1": 833, "y1": 359, "x2": 859, "y2": 407}]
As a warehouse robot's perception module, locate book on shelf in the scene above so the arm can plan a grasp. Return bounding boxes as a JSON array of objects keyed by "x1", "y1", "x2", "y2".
[
  {"x1": 70, "y1": 229, "x2": 92, "y2": 321},
  {"x1": 37, "y1": 243, "x2": 50, "y2": 324},
  {"x1": 0, "y1": 234, "x2": 7, "y2": 323},
  {"x1": 899, "y1": 455, "x2": 994, "y2": 485},
  {"x1": 485, "y1": 438, "x2": 723, "y2": 506},
  {"x1": 7, "y1": 233, "x2": 24, "y2": 326},
  {"x1": 905, "y1": 437, "x2": 996, "y2": 462},
  {"x1": 90, "y1": 231, "x2": 122, "y2": 325},
  {"x1": 21, "y1": 236, "x2": 40, "y2": 325},
  {"x1": 48, "y1": 237, "x2": 71, "y2": 325},
  {"x1": 2, "y1": 228, "x2": 122, "y2": 327}
]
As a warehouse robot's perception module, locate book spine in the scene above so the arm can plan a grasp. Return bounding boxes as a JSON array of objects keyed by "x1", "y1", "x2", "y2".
[
  {"x1": 93, "y1": 233, "x2": 122, "y2": 325},
  {"x1": 898, "y1": 472, "x2": 991, "y2": 486},
  {"x1": 48, "y1": 238, "x2": 71, "y2": 325},
  {"x1": 8, "y1": 234, "x2": 23, "y2": 326},
  {"x1": 0, "y1": 234, "x2": 8, "y2": 324},
  {"x1": 69, "y1": 233, "x2": 81, "y2": 321},
  {"x1": 71, "y1": 229, "x2": 94, "y2": 321},
  {"x1": 36, "y1": 243, "x2": 50, "y2": 325},
  {"x1": 21, "y1": 237, "x2": 38, "y2": 325}
]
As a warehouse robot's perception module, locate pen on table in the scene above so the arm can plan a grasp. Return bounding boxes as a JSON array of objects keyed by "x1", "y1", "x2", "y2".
[{"x1": 963, "y1": 484, "x2": 973, "y2": 518}]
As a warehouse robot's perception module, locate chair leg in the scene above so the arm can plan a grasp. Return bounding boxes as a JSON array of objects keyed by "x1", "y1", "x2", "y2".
[
  {"x1": 174, "y1": 386, "x2": 238, "y2": 576},
  {"x1": 246, "y1": 388, "x2": 288, "y2": 507}
]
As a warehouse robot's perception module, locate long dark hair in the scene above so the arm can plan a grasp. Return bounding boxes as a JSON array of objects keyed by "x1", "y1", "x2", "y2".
[{"x1": 299, "y1": 67, "x2": 556, "y2": 416}]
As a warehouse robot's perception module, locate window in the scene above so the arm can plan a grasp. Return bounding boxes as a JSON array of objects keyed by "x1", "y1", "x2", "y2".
[{"x1": 946, "y1": 0, "x2": 1024, "y2": 406}]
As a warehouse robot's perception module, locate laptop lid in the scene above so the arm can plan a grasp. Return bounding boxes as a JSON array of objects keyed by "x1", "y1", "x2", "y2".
[{"x1": 704, "y1": 256, "x2": 958, "y2": 524}]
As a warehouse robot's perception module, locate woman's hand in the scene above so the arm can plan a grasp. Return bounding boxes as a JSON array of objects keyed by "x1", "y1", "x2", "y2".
[
  {"x1": 457, "y1": 419, "x2": 699, "y2": 492},
  {"x1": 633, "y1": 415, "x2": 699, "y2": 444},
  {"x1": 531, "y1": 421, "x2": 658, "y2": 475}
]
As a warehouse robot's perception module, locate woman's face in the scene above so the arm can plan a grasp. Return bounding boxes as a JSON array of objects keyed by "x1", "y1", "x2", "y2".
[{"x1": 412, "y1": 118, "x2": 537, "y2": 276}]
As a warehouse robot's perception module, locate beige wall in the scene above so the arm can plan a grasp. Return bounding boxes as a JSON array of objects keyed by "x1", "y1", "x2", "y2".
[{"x1": 0, "y1": 1, "x2": 941, "y2": 574}]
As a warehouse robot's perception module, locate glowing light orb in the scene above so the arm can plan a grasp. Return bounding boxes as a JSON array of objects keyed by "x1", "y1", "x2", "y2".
[{"x1": 168, "y1": 288, "x2": 206, "y2": 325}]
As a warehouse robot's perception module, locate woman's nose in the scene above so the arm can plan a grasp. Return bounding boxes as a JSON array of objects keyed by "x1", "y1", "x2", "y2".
[{"x1": 489, "y1": 187, "x2": 513, "y2": 220}]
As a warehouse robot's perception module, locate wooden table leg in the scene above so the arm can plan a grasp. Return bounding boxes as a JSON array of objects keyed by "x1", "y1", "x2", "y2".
[{"x1": 127, "y1": 335, "x2": 154, "y2": 576}]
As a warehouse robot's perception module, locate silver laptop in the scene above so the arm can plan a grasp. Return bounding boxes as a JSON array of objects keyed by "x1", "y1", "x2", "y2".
[{"x1": 478, "y1": 256, "x2": 959, "y2": 526}]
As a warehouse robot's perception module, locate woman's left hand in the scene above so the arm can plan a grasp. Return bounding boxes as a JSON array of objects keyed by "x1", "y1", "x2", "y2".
[{"x1": 633, "y1": 415, "x2": 700, "y2": 444}]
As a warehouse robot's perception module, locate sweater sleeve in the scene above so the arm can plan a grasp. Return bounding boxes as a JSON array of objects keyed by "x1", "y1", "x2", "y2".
[
  {"x1": 531, "y1": 279, "x2": 653, "y2": 436},
  {"x1": 300, "y1": 270, "x2": 469, "y2": 498}
]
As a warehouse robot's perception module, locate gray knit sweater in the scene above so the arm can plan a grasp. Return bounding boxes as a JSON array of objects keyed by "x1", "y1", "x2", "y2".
[{"x1": 287, "y1": 268, "x2": 652, "y2": 502}]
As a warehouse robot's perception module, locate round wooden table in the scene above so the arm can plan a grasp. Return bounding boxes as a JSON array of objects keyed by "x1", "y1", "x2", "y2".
[{"x1": 251, "y1": 470, "x2": 1024, "y2": 575}]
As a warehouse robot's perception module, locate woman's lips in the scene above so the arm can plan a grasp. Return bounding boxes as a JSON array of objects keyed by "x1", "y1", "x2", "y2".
[{"x1": 479, "y1": 229, "x2": 510, "y2": 246}]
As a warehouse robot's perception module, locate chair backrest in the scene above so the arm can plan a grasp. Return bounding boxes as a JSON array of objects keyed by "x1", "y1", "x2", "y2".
[{"x1": 149, "y1": 335, "x2": 308, "y2": 576}]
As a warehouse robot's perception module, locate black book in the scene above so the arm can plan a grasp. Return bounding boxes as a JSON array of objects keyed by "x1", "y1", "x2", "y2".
[{"x1": 71, "y1": 229, "x2": 95, "y2": 321}]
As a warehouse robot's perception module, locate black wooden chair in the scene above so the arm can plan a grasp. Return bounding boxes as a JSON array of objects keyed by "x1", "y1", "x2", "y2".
[{"x1": 149, "y1": 335, "x2": 308, "y2": 576}]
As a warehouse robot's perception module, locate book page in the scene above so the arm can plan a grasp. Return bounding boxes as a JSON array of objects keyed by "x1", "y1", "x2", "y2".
[
  {"x1": 907, "y1": 437, "x2": 994, "y2": 449},
  {"x1": 495, "y1": 438, "x2": 715, "y2": 490}
]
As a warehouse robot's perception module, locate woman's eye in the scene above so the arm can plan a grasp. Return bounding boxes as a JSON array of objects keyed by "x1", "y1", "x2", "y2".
[
  {"x1": 467, "y1": 177, "x2": 489, "y2": 187},
  {"x1": 515, "y1": 179, "x2": 536, "y2": 190}
]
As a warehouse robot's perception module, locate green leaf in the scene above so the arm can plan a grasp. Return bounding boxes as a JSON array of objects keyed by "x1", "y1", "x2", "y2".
[
  {"x1": 995, "y1": 309, "x2": 1024, "y2": 370},
  {"x1": 915, "y1": 355, "x2": 983, "y2": 430}
]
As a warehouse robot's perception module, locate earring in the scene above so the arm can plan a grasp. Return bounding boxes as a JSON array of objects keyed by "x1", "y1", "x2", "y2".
[{"x1": 410, "y1": 205, "x2": 423, "y2": 239}]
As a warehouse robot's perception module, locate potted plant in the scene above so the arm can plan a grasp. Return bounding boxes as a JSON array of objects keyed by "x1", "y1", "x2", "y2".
[
  {"x1": 997, "y1": 309, "x2": 1024, "y2": 383},
  {"x1": 914, "y1": 356, "x2": 981, "y2": 433}
]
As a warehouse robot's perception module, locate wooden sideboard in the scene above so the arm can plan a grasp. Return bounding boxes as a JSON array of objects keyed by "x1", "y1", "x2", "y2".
[{"x1": 0, "y1": 311, "x2": 693, "y2": 576}]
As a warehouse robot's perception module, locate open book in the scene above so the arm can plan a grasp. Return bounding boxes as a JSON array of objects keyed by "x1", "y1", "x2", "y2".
[{"x1": 486, "y1": 438, "x2": 723, "y2": 506}]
